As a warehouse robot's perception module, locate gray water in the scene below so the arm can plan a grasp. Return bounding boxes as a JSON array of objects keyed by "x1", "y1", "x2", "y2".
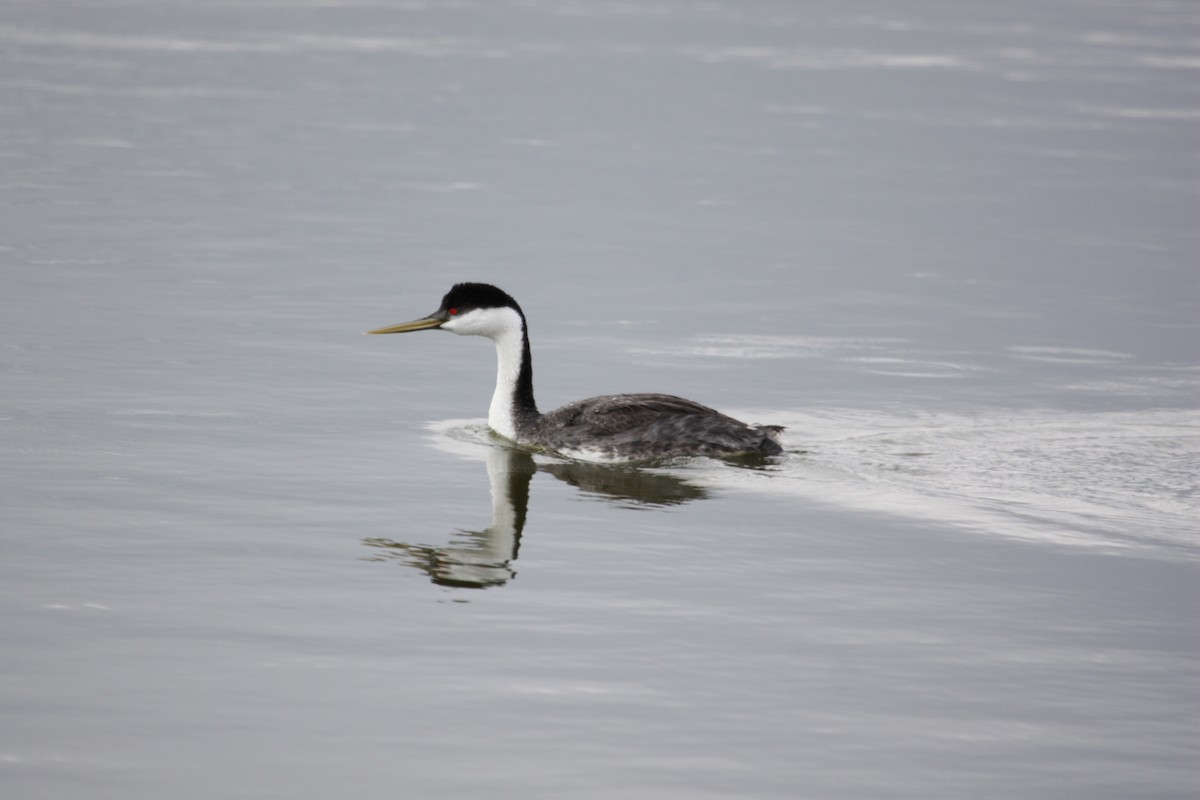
[{"x1": 2, "y1": 1, "x2": 1198, "y2": 798}]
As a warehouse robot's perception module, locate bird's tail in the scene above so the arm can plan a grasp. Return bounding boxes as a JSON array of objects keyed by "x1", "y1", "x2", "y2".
[{"x1": 758, "y1": 425, "x2": 785, "y2": 452}]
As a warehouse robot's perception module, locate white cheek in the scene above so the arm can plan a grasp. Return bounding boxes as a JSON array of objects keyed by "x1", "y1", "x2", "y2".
[
  {"x1": 439, "y1": 316, "x2": 469, "y2": 335},
  {"x1": 441, "y1": 307, "x2": 522, "y2": 338}
]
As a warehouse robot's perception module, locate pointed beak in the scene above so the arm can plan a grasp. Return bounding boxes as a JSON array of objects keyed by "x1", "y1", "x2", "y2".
[{"x1": 366, "y1": 313, "x2": 446, "y2": 335}]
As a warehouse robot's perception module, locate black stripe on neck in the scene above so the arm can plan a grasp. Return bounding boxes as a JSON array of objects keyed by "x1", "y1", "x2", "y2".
[{"x1": 513, "y1": 312, "x2": 539, "y2": 420}]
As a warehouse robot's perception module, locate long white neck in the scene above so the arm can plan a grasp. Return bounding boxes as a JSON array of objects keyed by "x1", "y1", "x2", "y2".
[
  {"x1": 440, "y1": 305, "x2": 537, "y2": 442},
  {"x1": 488, "y1": 324, "x2": 525, "y2": 441}
]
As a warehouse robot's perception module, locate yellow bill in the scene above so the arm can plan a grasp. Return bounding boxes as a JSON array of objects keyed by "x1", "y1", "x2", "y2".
[{"x1": 366, "y1": 315, "x2": 445, "y2": 335}]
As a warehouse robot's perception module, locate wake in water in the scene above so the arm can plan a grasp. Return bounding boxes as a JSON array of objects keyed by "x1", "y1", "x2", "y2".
[{"x1": 709, "y1": 407, "x2": 1199, "y2": 559}]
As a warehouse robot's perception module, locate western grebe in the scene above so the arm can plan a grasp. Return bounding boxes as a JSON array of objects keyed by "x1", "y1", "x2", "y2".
[{"x1": 368, "y1": 282, "x2": 784, "y2": 460}]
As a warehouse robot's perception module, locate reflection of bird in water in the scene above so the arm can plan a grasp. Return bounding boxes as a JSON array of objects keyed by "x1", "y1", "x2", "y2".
[
  {"x1": 364, "y1": 446, "x2": 712, "y2": 588},
  {"x1": 538, "y1": 462, "x2": 709, "y2": 508},
  {"x1": 365, "y1": 447, "x2": 534, "y2": 589},
  {"x1": 368, "y1": 283, "x2": 784, "y2": 461}
]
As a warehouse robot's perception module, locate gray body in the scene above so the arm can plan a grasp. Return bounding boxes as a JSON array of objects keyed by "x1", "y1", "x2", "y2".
[{"x1": 527, "y1": 393, "x2": 784, "y2": 460}]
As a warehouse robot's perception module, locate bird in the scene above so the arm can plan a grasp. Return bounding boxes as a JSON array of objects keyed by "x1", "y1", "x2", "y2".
[{"x1": 367, "y1": 282, "x2": 784, "y2": 461}]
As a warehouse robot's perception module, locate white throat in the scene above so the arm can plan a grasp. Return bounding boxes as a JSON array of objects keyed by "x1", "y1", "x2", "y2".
[
  {"x1": 440, "y1": 306, "x2": 527, "y2": 441},
  {"x1": 487, "y1": 323, "x2": 524, "y2": 441}
]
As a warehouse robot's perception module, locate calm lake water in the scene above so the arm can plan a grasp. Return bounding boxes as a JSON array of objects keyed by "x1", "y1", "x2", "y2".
[{"x1": 2, "y1": 1, "x2": 1198, "y2": 798}]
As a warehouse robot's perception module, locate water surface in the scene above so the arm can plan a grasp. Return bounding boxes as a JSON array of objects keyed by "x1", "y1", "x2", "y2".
[{"x1": 1, "y1": 1, "x2": 1197, "y2": 798}]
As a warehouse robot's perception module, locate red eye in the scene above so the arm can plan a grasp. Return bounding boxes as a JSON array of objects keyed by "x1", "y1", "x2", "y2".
[{"x1": 448, "y1": 308, "x2": 459, "y2": 316}]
